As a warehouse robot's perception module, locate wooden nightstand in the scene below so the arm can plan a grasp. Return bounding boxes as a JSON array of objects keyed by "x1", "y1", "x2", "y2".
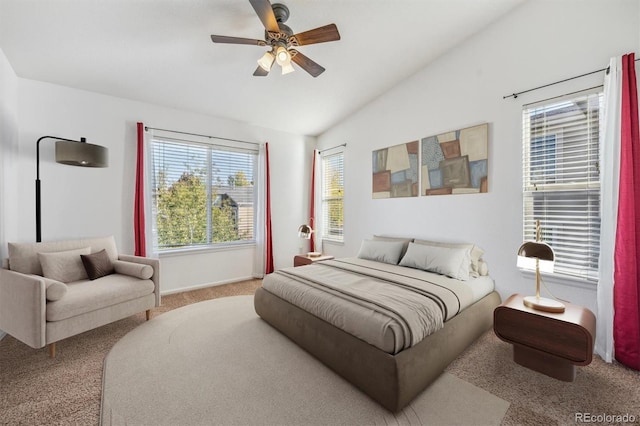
[
  {"x1": 293, "y1": 254, "x2": 334, "y2": 267},
  {"x1": 493, "y1": 293, "x2": 596, "y2": 381}
]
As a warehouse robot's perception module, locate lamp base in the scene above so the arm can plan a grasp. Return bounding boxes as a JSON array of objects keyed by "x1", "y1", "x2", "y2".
[{"x1": 523, "y1": 295, "x2": 565, "y2": 313}]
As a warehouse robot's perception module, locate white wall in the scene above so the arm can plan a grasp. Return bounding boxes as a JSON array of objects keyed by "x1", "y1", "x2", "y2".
[
  {"x1": 0, "y1": 48, "x2": 20, "y2": 339},
  {"x1": 0, "y1": 48, "x2": 19, "y2": 259},
  {"x1": 317, "y1": 0, "x2": 640, "y2": 314},
  {"x1": 15, "y1": 79, "x2": 314, "y2": 293}
]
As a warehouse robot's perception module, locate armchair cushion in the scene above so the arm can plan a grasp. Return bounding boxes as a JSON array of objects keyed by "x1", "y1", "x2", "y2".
[
  {"x1": 38, "y1": 247, "x2": 91, "y2": 283},
  {"x1": 81, "y1": 249, "x2": 114, "y2": 280},
  {"x1": 46, "y1": 274, "x2": 155, "y2": 322},
  {"x1": 113, "y1": 260, "x2": 153, "y2": 280}
]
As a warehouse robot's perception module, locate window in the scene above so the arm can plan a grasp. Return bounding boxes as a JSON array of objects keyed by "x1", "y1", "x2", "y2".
[
  {"x1": 522, "y1": 90, "x2": 602, "y2": 282},
  {"x1": 320, "y1": 150, "x2": 344, "y2": 242},
  {"x1": 150, "y1": 137, "x2": 257, "y2": 251}
]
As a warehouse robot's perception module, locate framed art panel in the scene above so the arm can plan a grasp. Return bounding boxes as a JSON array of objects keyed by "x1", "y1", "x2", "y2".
[
  {"x1": 421, "y1": 123, "x2": 488, "y2": 196},
  {"x1": 372, "y1": 140, "x2": 419, "y2": 198}
]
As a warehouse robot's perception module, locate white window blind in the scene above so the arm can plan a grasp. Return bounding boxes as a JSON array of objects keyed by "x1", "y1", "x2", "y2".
[
  {"x1": 321, "y1": 150, "x2": 344, "y2": 241},
  {"x1": 522, "y1": 89, "x2": 602, "y2": 282},
  {"x1": 151, "y1": 137, "x2": 257, "y2": 251}
]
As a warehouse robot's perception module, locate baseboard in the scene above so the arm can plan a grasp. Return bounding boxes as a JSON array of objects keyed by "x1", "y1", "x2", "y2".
[
  {"x1": 0, "y1": 330, "x2": 6, "y2": 341},
  {"x1": 160, "y1": 276, "x2": 258, "y2": 296}
]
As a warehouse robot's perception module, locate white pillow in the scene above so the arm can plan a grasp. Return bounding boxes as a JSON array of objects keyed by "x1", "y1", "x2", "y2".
[
  {"x1": 414, "y1": 239, "x2": 484, "y2": 274},
  {"x1": 399, "y1": 242, "x2": 471, "y2": 281},
  {"x1": 38, "y1": 247, "x2": 91, "y2": 283},
  {"x1": 372, "y1": 235, "x2": 414, "y2": 258},
  {"x1": 478, "y1": 260, "x2": 489, "y2": 276},
  {"x1": 357, "y1": 240, "x2": 405, "y2": 265}
]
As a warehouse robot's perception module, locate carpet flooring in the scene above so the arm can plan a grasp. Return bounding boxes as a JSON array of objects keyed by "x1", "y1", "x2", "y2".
[
  {"x1": 101, "y1": 295, "x2": 509, "y2": 425},
  {"x1": 1, "y1": 280, "x2": 639, "y2": 425}
]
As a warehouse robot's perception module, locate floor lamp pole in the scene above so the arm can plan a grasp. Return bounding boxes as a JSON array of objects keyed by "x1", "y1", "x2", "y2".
[{"x1": 35, "y1": 136, "x2": 47, "y2": 243}]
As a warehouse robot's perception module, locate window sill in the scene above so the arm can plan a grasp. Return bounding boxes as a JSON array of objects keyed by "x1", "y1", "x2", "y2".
[
  {"x1": 157, "y1": 241, "x2": 255, "y2": 258},
  {"x1": 322, "y1": 238, "x2": 344, "y2": 246}
]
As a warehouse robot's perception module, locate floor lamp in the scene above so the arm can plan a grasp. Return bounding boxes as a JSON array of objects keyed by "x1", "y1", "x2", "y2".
[{"x1": 36, "y1": 136, "x2": 109, "y2": 242}]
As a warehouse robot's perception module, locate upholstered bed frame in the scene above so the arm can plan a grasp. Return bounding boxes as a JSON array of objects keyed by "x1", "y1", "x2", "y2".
[{"x1": 254, "y1": 287, "x2": 501, "y2": 412}]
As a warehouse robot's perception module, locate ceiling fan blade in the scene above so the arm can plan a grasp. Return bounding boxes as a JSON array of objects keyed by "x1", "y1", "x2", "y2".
[
  {"x1": 211, "y1": 35, "x2": 265, "y2": 46},
  {"x1": 253, "y1": 66, "x2": 269, "y2": 77},
  {"x1": 291, "y1": 50, "x2": 325, "y2": 78},
  {"x1": 249, "y1": 0, "x2": 280, "y2": 33},
  {"x1": 292, "y1": 24, "x2": 340, "y2": 46}
]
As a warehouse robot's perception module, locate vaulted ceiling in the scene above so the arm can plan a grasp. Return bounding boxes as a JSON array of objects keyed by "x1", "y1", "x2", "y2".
[{"x1": 0, "y1": 0, "x2": 524, "y2": 136}]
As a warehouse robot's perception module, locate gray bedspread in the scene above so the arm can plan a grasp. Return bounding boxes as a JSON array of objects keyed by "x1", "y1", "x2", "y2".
[{"x1": 261, "y1": 258, "x2": 476, "y2": 354}]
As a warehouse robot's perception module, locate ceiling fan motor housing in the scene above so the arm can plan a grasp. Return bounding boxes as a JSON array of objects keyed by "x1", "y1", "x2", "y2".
[{"x1": 272, "y1": 3, "x2": 290, "y2": 23}]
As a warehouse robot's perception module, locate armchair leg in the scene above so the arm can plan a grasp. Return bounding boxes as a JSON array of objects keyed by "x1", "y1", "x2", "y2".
[
  {"x1": 146, "y1": 310, "x2": 151, "y2": 321},
  {"x1": 48, "y1": 343, "x2": 56, "y2": 358}
]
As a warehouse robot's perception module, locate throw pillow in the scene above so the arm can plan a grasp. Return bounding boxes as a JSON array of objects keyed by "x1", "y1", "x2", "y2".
[
  {"x1": 81, "y1": 249, "x2": 115, "y2": 280},
  {"x1": 357, "y1": 239, "x2": 405, "y2": 265},
  {"x1": 38, "y1": 247, "x2": 91, "y2": 283},
  {"x1": 399, "y1": 242, "x2": 471, "y2": 281},
  {"x1": 113, "y1": 260, "x2": 153, "y2": 280}
]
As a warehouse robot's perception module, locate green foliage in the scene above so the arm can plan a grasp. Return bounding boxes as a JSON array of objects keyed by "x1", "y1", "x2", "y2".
[
  {"x1": 156, "y1": 171, "x2": 207, "y2": 248},
  {"x1": 155, "y1": 170, "x2": 244, "y2": 249},
  {"x1": 227, "y1": 170, "x2": 249, "y2": 187},
  {"x1": 326, "y1": 169, "x2": 344, "y2": 236},
  {"x1": 211, "y1": 198, "x2": 240, "y2": 243}
]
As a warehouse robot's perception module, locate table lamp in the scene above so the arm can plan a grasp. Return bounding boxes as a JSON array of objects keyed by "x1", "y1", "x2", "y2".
[
  {"x1": 297, "y1": 224, "x2": 313, "y2": 239},
  {"x1": 517, "y1": 220, "x2": 565, "y2": 313},
  {"x1": 297, "y1": 223, "x2": 321, "y2": 257}
]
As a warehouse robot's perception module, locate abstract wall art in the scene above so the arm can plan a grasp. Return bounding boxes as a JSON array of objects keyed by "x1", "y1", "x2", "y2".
[
  {"x1": 421, "y1": 123, "x2": 488, "y2": 196},
  {"x1": 372, "y1": 140, "x2": 419, "y2": 198}
]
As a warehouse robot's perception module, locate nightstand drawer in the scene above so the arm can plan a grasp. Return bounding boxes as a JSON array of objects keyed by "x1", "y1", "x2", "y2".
[{"x1": 494, "y1": 308, "x2": 591, "y2": 363}]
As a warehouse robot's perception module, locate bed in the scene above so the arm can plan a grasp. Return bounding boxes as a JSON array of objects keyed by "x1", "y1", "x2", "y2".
[{"x1": 254, "y1": 238, "x2": 501, "y2": 412}]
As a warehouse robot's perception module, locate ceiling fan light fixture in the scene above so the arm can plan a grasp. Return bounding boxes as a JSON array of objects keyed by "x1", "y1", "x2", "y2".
[
  {"x1": 275, "y1": 45, "x2": 291, "y2": 66},
  {"x1": 281, "y1": 61, "x2": 295, "y2": 75},
  {"x1": 257, "y1": 50, "x2": 275, "y2": 71}
]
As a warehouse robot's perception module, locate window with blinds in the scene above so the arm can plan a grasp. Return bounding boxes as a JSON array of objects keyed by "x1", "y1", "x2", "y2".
[
  {"x1": 522, "y1": 89, "x2": 602, "y2": 282},
  {"x1": 320, "y1": 150, "x2": 344, "y2": 242},
  {"x1": 150, "y1": 137, "x2": 257, "y2": 251}
]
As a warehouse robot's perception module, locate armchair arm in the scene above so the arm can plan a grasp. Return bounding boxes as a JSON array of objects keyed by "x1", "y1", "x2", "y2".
[
  {"x1": 0, "y1": 269, "x2": 47, "y2": 349},
  {"x1": 118, "y1": 255, "x2": 161, "y2": 307}
]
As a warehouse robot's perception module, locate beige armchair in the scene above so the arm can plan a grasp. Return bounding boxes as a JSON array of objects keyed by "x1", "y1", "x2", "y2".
[{"x1": 0, "y1": 236, "x2": 160, "y2": 357}]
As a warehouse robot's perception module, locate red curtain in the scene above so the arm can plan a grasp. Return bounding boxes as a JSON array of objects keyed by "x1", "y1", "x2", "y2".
[
  {"x1": 309, "y1": 150, "x2": 316, "y2": 252},
  {"x1": 614, "y1": 53, "x2": 640, "y2": 370},
  {"x1": 265, "y1": 143, "x2": 274, "y2": 274},
  {"x1": 134, "y1": 123, "x2": 146, "y2": 257}
]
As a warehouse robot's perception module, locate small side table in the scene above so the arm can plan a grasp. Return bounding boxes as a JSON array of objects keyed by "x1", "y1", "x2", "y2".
[
  {"x1": 493, "y1": 293, "x2": 596, "y2": 381},
  {"x1": 293, "y1": 254, "x2": 334, "y2": 267}
]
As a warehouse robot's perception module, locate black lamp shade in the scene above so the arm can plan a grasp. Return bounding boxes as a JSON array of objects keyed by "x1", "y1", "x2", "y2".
[
  {"x1": 517, "y1": 241, "x2": 555, "y2": 262},
  {"x1": 55, "y1": 140, "x2": 109, "y2": 167}
]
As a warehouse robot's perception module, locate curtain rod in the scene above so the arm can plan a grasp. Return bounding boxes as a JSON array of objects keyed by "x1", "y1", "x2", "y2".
[
  {"x1": 144, "y1": 126, "x2": 260, "y2": 147},
  {"x1": 503, "y1": 56, "x2": 640, "y2": 100},
  {"x1": 522, "y1": 85, "x2": 604, "y2": 108},
  {"x1": 318, "y1": 143, "x2": 347, "y2": 154}
]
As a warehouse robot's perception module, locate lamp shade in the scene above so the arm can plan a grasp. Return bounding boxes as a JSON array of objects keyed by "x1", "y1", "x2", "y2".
[
  {"x1": 275, "y1": 46, "x2": 290, "y2": 66},
  {"x1": 517, "y1": 241, "x2": 555, "y2": 261},
  {"x1": 55, "y1": 140, "x2": 109, "y2": 167},
  {"x1": 257, "y1": 51, "x2": 275, "y2": 72},
  {"x1": 298, "y1": 224, "x2": 313, "y2": 239}
]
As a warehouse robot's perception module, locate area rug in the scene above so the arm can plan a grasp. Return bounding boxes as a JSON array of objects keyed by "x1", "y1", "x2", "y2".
[{"x1": 101, "y1": 295, "x2": 509, "y2": 425}]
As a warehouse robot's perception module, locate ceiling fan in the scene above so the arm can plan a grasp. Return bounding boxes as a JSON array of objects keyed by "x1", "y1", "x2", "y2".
[{"x1": 210, "y1": 0, "x2": 340, "y2": 77}]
